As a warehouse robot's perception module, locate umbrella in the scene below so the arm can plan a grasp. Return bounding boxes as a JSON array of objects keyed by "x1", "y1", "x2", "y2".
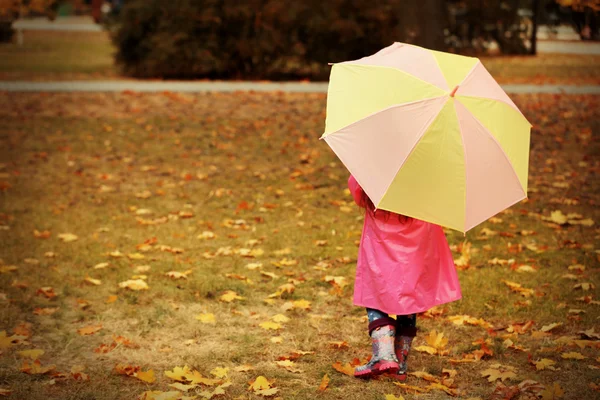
[{"x1": 322, "y1": 42, "x2": 532, "y2": 233}]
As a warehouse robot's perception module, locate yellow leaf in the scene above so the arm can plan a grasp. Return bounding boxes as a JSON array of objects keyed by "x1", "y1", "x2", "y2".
[
  {"x1": 256, "y1": 388, "x2": 279, "y2": 396},
  {"x1": 136, "y1": 369, "x2": 156, "y2": 383},
  {"x1": 415, "y1": 345, "x2": 437, "y2": 355},
  {"x1": 542, "y1": 382, "x2": 564, "y2": 400},
  {"x1": 210, "y1": 367, "x2": 229, "y2": 379},
  {"x1": 165, "y1": 365, "x2": 192, "y2": 382},
  {"x1": 219, "y1": 290, "x2": 243, "y2": 303},
  {"x1": 275, "y1": 359, "x2": 302, "y2": 373},
  {"x1": 271, "y1": 314, "x2": 290, "y2": 323},
  {"x1": 574, "y1": 282, "x2": 595, "y2": 291},
  {"x1": 84, "y1": 276, "x2": 102, "y2": 286},
  {"x1": 385, "y1": 395, "x2": 405, "y2": 400},
  {"x1": 165, "y1": 270, "x2": 192, "y2": 280},
  {"x1": 77, "y1": 324, "x2": 102, "y2": 336},
  {"x1": 21, "y1": 360, "x2": 55, "y2": 375},
  {"x1": 187, "y1": 370, "x2": 220, "y2": 386},
  {"x1": 425, "y1": 330, "x2": 448, "y2": 350},
  {"x1": 426, "y1": 382, "x2": 459, "y2": 396},
  {"x1": 516, "y1": 265, "x2": 537, "y2": 273},
  {"x1": 548, "y1": 210, "x2": 567, "y2": 225},
  {"x1": 480, "y1": 365, "x2": 517, "y2": 382},
  {"x1": 0, "y1": 265, "x2": 17, "y2": 273},
  {"x1": 332, "y1": 361, "x2": 355, "y2": 376},
  {"x1": 168, "y1": 382, "x2": 197, "y2": 392},
  {"x1": 561, "y1": 352, "x2": 586, "y2": 360},
  {"x1": 318, "y1": 374, "x2": 330, "y2": 391},
  {"x1": 138, "y1": 391, "x2": 182, "y2": 400},
  {"x1": 259, "y1": 321, "x2": 282, "y2": 331},
  {"x1": 534, "y1": 359, "x2": 557, "y2": 371},
  {"x1": 541, "y1": 322, "x2": 563, "y2": 332},
  {"x1": 195, "y1": 313, "x2": 216, "y2": 324},
  {"x1": 410, "y1": 371, "x2": 439, "y2": 383},
  {"x1": 249, "y1": 376, "x2": 272, "y2": 391},
  {"x1": 58, "y1": 233, "x2": 78, "y2": 242},
  {"x1": 292, "y1": 299, "x2": 311, "y2": 310},
  {"x1": 128, "y1": 253, "x2": 146, "y2": 260},
  {"x1": 198, "y1": 231, "x2": 216, "y2": 240},
  {"x1": 17, "y1": 349, "x2": 45, "y2": 360},
  {"x1": 118, "y1": 279, "x2": 149, "y2": 291},
  {"x1": 270, "y1": 336, "x2": 283, "y2": 343}
]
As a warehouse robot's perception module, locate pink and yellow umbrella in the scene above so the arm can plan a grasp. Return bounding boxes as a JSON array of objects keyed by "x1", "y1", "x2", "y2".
[{"x1": 322, "y1": 42, "x2": 532, "y2": 233}]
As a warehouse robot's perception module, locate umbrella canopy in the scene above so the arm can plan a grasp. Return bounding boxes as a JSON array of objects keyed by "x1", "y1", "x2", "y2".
[{"x1": 322, "y1": 42, "x2": 532, "y2": 233}]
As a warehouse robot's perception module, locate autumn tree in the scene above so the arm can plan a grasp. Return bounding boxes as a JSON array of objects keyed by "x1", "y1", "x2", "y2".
[{"x1": 0, "y1": 0, "x2": 58, "y2": 42}]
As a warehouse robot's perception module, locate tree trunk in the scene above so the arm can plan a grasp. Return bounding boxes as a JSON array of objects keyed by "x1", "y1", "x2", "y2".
[
  {"x1": 531, "y1": 0, "x2": 539, "y2": 55},
  {"x1": 398, "y1": 0, "x2": 447, "y2": 50}
]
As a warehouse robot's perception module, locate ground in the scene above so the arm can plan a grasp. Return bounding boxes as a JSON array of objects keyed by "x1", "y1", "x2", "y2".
[
  {"x1": 0, "y1": 90, "x2": 598, "y2": 400},
  {"x1": 1, "y1": 26, "x2": 600, "y2": 400}
]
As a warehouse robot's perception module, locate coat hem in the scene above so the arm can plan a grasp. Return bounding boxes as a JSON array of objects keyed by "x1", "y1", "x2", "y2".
[{"x1": 353, "y1": 294, "x2": 463, "y2": 316}]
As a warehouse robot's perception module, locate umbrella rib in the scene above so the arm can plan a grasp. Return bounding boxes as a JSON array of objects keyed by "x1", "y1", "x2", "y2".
[
  {"x1": 454, "y1": 101, "x2": 469, "y2": 233},
  {"x1": 456, "y1": 99, "x2": 528, "y2": 197},
  {"x1": 373, "y1": 97, "x2": 449, "y2": 210},
  {"x1": 338, "y1": 62, "x2": 447, "y2": 93},
  {"x1": 455, "y1": 60, "x2": 481, "y2": 89},
  {"x1": 456, "y1": 95, "x2": 533, "y2": 127},
  {"x1": 321, "y1": 95, "x2": 447, "y2": 139}
]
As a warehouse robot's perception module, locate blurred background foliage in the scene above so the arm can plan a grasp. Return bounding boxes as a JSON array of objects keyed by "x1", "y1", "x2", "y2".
[{"x1": 1, "y1": 0, "x2": 599, "y2": 79}]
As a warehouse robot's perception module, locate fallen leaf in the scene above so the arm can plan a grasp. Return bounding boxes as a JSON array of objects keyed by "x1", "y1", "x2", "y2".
[
  {"x1": 318, "y1": 374, "x2": 330, "y2": 391},
  {"x1": 480, "y1": 364, "x2": 517, "y2": 382},
  {"x1": 21, "y1": 360, "x2": 55, "y2": 375},
  {"x1": 275, "y1": 360, "x2": 302, "y2": 373},
  {"x1": 17, "y1": 349, "x2": 45, "y2": 360},
  {"x1": 385, "y1": 395, "x2": 405, "y2": 400},
  {"x1": 542, "y1": 382, "x2": 564, "y2": 400},
  {"x1": 84, "y1": 276, "x2": 102, "y2": 286},
  {"x1": 58, "y1": 233, "x2": 78, "y2": 242},
  {"x1": 195, "y1": 313, "x2": 216, "y2": 324},
  {"x1": 36, "y1": 287, "x2": 56, "y2": 299},
  {"x1": 210, "y1": 367, "x2": 228, "y2": 379},
  {"x1": 541, "y1": 322, "x2": 563, "y2": 332},
  {"x1": 561, "y1": 352, "x2": 586, "y2": 360},
  {"x1": 135, "y1": 369, "x2": 156, "y2": 383},
  {"x1": 534, "y1": 358, "x2": 558, "y2": 371},
  {"x1": 165, "y1": 365, "x2": 193, "y2": 382},
  {"x1": 259, "y1": 321, "x2": 282, "y2": 331},
  {"x1": 220, "y1": 290, "x2": 244, "y2": 303},
  {"x1": 118, "y1": 279, "x2": 149, "y2": 291},
  {"x1": 77, "y1": 324, "x2": 102, "y2": 336},
  {"x1": 332, "y1": 361, "x2": 355, "y2": 376}
]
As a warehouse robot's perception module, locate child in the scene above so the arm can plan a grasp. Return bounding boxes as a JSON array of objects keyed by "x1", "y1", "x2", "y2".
[{"x1": 348, "y1": 175, "x2": 462, "y2": 380}]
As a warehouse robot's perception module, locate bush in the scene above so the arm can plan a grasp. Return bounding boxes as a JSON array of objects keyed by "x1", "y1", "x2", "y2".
[
  {"x1": 109, "y1": 0, "x2": 534, "y2": 80},
  {"x1": 109, "y1": 0, "x2": 409, "y2": 80}
]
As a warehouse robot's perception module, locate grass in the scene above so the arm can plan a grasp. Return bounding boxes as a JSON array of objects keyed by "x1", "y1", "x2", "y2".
[
  {"x1": 1, "y1": 30, "x2": 600, "y2": 84},
  {"x1": 0, "y1": 31, "x2": 117, "y2": 80},
  {"x1": 0, "y1": 91, "x2": 598, "y2": 399}
]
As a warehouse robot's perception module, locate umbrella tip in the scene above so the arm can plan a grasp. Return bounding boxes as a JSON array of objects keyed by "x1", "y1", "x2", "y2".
[{"x1": 450, "y1": 86, "x2": 459, "y2": 97}]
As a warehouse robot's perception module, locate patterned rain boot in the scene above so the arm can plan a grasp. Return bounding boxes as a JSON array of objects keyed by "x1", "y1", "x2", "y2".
[
  {"x1": 354, "y1": 317, "x2": 399, "y2": 379},
  {"x1": 392, "y1": 325, "x2": 417, "y2": 381}
]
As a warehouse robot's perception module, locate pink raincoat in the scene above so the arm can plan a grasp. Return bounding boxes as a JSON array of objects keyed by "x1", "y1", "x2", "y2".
[{"x1": 349, "y1": 175, "x2": 462, "y2": 315}]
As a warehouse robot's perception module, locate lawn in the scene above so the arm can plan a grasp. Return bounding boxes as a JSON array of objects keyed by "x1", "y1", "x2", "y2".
[
  {"x1": 1, "y1": 30, "x2": 599, "y2": 84},
  {"x1": 0, "y1": 91, "x2": 598, "y2": 400}
]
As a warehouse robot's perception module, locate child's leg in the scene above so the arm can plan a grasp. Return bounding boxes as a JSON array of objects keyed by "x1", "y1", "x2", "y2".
[
  {"x1": 367, "y1": 308, "x2": 389, "y2": 323},
  {"x1": 393, "y1": 313, "x2": 417, "y2": 380},
  {"x1": 354, "y1": 308, "x2": 399, "y2": 378}
]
